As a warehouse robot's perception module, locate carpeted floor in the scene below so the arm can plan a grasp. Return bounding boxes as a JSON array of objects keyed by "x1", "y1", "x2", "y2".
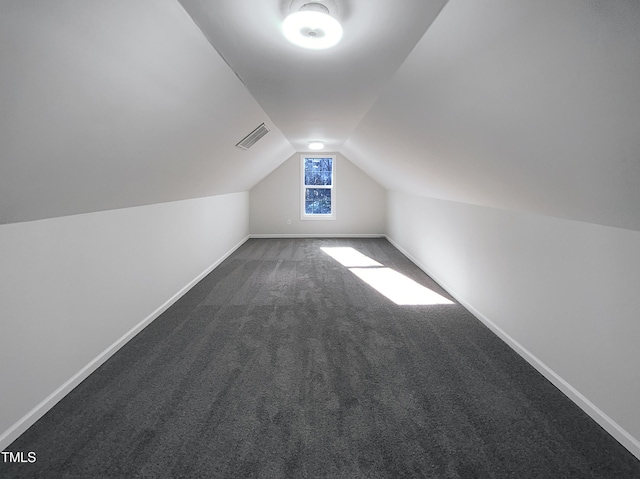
[{"x1": 2, "y1": 238, "x2": 639, "y2": 478}]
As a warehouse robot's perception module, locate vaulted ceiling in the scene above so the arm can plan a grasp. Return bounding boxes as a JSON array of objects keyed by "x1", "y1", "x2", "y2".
[
  {"x1": 0, "y1": 0, "x2": 294, "y2": 223},
  {"x1": 2, "y1": 0, "x2": 640, "y2": 230},
  {"x1": 177, "y1": 0, "x2": 448, "y2": 152},
  {"x1": 343, "y1": 0, "x2": 640, "y2": 231}
]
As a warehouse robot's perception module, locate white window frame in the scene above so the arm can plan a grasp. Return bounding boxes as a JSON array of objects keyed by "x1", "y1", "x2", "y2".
[{"x1": 300, "y1": 154, "x2": 336, "y2": 220}]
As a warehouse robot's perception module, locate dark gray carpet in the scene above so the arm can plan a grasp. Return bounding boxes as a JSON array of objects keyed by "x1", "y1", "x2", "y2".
[{"x1": 2, "y1": 238, "x2": 639, "y2": 478}]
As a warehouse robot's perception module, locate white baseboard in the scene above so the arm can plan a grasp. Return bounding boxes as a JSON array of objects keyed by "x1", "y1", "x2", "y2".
[
  {"x1": 385, "y1": 235, "x2": 640, "y2": 461},
  {"x1": 249, "y1": 233, "x2": 385, "y2": 239},
  {"x1": 5, "y1": 233, "x2": 639, "y2": 461},
  {"x1": 0, "y1": 235, "x2": 250, "y2": 452}
]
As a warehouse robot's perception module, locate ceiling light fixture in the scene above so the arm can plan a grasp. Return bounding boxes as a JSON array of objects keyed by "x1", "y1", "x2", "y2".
[
  {"x1": 308, "y1": 141, "x2": 325, "y2": 150},
  {"x1": 282, "y1": 3, "x2": 343, "y2": 50}
]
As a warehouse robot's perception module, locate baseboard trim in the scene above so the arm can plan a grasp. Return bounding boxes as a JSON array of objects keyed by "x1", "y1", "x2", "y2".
[
  {"x1": 385, "y1": 235, "x2": 640, "y2": 461},
  {"x1": 0, "y1": 235, "x2": 250, "y2": 452},
  {"x1": 249, "y1": 233, "x2": 385, "y2": 239},
  {"x1": 6, "y1": 233, "x2": 638, "y2": 460}
]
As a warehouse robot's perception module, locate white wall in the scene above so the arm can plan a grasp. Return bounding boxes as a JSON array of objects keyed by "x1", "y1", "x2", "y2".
[
  {"x1": 387, "y1": 191, "x2": 640, "y2": 458},
  {"x1": 250, "y1": 153, "x2": 386, "y2": 236},
  {"x1": 0, "y1": 192, "x2": 249, "y2": 450}
]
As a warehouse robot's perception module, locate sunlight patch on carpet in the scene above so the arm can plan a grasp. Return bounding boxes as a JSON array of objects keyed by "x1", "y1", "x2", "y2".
[
  {"x1": 321, "y1": 246, "x2": 453, "y2": 306},
  {"x1": 320, "y1": 247, "x2": 382, "y2": 267},
  {"x1": 350, "y1": 267, "x2": 453, "y2": 305}
]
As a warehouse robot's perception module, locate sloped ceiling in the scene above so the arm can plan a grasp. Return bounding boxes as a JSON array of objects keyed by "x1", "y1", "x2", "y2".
[
  {"x1": 177, "y1": 0, "x2": 448, "y2": 152},
  {"x1": 0, "y1": 0, "x2": 293, "y2": 224},
  {"x1": 2, "y1": 0, "x2": 640, "y2": 230},
  {"x1": 342, "y1": 0, "x2": 640, "y2": 231}
]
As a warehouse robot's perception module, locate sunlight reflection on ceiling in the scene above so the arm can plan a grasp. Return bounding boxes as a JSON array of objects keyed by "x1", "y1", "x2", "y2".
[{"x1": 321, "y1": 247, "x2": 454, "y2": 306}]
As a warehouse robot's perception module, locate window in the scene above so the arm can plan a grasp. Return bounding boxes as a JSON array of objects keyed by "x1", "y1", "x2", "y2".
[{"x1": 301, "y1": 155, "x2": 335, "y2": 220}]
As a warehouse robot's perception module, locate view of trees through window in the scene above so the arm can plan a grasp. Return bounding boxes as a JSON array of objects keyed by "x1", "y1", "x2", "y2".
[{"x1": 303, "y1": 157, "x2": 333, "y2": 215}]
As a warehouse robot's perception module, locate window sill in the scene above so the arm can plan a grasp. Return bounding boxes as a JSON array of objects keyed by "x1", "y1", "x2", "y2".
[{"x1": 301, "y1": 215, "x2": 336, "y2": 221}]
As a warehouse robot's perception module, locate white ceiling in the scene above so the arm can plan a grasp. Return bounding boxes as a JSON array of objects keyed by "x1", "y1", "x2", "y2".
[
  {"x1": 2, "y1": 0, "x2": 640, "y2": 230},
  {"x1": 177, "y1": 0, "x2": 448, "y2": 152},
  {"x1": 342, "y1": 0, "x2": 640, "y2": 230},
  {"x1": 0, "y1": 0, "x2": 294, "y2": 223}
]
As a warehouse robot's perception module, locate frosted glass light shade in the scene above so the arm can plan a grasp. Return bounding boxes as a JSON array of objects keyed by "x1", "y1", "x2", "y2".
[
  {"x1": 309, "y1": 141, "x2": 324, "y2": 150},
  {"x1": 282, "y1": 11, "x2": 343, "y2": 50}
]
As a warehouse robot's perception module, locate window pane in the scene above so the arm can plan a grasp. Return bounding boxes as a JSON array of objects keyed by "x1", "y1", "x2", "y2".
[
  {"x1": 304, "y1": 157, "x2": 332, "y2": 186},
  {"x1": 305, "y1": 188, "x2": 332, "y2": 214}
]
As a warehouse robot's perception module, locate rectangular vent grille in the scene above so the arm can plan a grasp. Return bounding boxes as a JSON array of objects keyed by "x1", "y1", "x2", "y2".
[{"x1": 236, "y1": 123, "x2": 270, "y2": 150}]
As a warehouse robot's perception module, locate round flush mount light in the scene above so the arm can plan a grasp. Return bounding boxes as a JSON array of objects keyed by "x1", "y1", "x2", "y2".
[
  {"x1": 283, "y1": 3, "x2": 343, "y2": 50},
  {"x1": 308, "y1": 141, "x2": 325, "y2": 150}
]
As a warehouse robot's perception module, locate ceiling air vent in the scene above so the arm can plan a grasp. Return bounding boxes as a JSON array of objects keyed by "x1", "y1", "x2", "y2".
[{"x1": 236, "y1": 123, "x2": 270, "y2": 150}]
